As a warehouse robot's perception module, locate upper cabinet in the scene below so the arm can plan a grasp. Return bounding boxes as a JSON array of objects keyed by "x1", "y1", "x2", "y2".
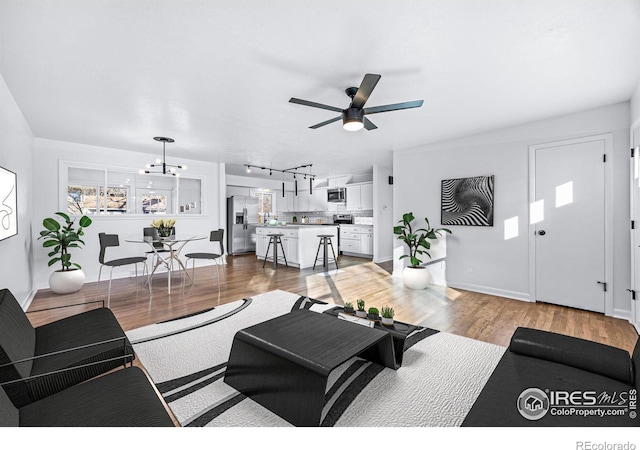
[
  {"x1": 346, "y1": 182, "x2": 373, "y2": 211},
  {"x1": 291, "y1": 188, "x2": 327, "y2": 212},
  {"x1": 277, "y1": 191, "x2": 295, "y2": 213}
]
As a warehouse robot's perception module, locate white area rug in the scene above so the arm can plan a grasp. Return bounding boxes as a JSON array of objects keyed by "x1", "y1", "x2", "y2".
[{"x1": 127, "y1": 290, "x2": 505, "y2": 427}]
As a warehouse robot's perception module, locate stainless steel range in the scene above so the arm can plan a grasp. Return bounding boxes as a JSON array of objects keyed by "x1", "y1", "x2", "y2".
[{"x1": 332, "y1": 214, "x2": 353, "y2": 254}]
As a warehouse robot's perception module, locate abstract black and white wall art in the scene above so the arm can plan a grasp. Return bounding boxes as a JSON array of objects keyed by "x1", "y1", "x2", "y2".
[
  {"x1": 441, "y1": 175, "x2": 494, "y2": 226},
  {"x1": 0, "y1": 165, "x2": 17, "y2": 241}
]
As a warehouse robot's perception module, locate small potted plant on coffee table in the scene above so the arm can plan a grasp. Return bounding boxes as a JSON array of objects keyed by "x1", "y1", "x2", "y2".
[
  {"x1": 343, "y1": 301, "x2": 355, "y2": 314},
  {"x1": 367, "y1": 307, "x2": 380, "y2": 321},
  {"x1": 356, "y1": 299, "x2": 366, "y2": 318},
  {"x1": 381, "y1": 306, "x2": 395, "y2": 326}
]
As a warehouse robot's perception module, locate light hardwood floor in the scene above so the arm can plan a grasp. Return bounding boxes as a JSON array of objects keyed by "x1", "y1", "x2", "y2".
[{"x1": 28, "y1": 254, "x2": 639, "y2": 353}]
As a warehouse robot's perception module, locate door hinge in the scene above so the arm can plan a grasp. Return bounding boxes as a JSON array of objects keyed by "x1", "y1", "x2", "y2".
[
  {"x1": 597, "y1": 281, "x2": 607, "y2": 292},
  {"x1": 627, "y1": 289, "x2": 637, "y2": 300},
  {"x1": 603, "y1": 154, "x2": 607, "y2": 163}
]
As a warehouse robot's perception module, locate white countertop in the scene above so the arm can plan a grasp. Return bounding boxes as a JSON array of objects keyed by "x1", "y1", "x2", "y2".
[{"x1": 256, "y1": 224, "x2": 338, "y2": 228}]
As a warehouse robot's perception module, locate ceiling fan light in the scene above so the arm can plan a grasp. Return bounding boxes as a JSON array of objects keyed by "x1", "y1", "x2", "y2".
[
  {"x1": 343, "y1": 120, "x2": 364, "y2": 131},
  {"x1": 342, "y1": 108, "x2": 364, "y2": 131}
]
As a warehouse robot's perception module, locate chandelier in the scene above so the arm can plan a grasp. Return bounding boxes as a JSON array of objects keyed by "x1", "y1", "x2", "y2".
[{"x1": 139, "y1": 137, "x2": 187, "y2": 176}]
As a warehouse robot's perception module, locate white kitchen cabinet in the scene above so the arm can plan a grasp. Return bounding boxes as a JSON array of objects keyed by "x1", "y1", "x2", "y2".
[
  {"x1": 310, "y1": 188, "x2": 327, "y2": 212},
  {"x1": 286, "y1": 191, "x2": 295, "y2": 212},
  {"x1": 340, "y1": 225, "x2": 373, "y2": 258},
  {"x1": 360, "y1": 232, "x2": 373, "y2": 255},
  {"x1": 307, "y1": 189, "x2": 323, "y2": 212},
  {"x1": 277, "y1": 191, "x2": 295, "y2": 213},
  {"x1": 255, "y1": 228, "x2": 272, "y2": 260},
  {"x1": 282, "y1": 236, "x2": 299, "y2": 264},
  {"x1": 346, "y1": 183, "x2": 373, "y2": 211},
  {"x1": 293, "y1": 191, "x2": 309, "y2": 211}
]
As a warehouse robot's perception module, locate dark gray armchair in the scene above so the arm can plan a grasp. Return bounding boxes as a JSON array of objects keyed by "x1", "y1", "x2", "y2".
[
  {"x1": 0, "y1": 288, "x2": 135, "y2": 408},
  {"x1": 0, "y1": 366, "x2": 174, "y2": 427}
]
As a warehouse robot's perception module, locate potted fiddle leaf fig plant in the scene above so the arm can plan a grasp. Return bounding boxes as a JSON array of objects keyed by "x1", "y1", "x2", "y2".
[
  {"x1": 381, "y1": 306, "x2": 394, "y2": 326},
  {"x1": 393, "y1": 212, "x2": 451, "y2": 290},
  {"x1": 38, "y1": 212, "x2": 92, "y2": 294},
  {"x1": 356, "y1": 299, "x2": 367, "y2": 318}
]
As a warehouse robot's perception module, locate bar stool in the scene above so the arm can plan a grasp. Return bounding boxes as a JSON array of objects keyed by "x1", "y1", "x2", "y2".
[
  {"x1": 263, "y1": 233, "x2": 288, "y2": 269},
  {"x1": 313, "y1": 234, "x2": 338, "y2": 270}
]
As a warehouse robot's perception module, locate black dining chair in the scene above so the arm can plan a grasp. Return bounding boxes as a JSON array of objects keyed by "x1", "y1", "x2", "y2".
[
  {"x1": 96, "y1": 233, "x2": 150, "y2": 307},
  {"x1": 184, "y1": 229, "x2": 224, "y2": 296}
]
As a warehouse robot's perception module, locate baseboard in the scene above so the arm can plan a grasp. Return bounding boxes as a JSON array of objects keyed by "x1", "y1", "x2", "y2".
[
  {"x1": 21, "y1": 288, "x2": 38, "y2": 312},
  {"x1": 373, "y1": 255, "x2": 393, "y2": 264},
  {"x1": 612, "y1": 308, "x2": 632, "y2": 322},
  {"x1": 447, "y1": 281, "x2": 531, "y2": 302}
]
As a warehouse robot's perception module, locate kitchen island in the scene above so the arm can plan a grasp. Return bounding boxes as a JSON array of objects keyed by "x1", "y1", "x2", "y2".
[{"x1": 256, "y1": 224, "x2": 339, "y2": 269}]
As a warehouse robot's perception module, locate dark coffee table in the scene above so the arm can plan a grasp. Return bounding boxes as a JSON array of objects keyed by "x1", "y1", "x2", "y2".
[
  {"x1": 322, "y1": 306, "x2": 422, "y2": 368},
  {"x1": 223, "y1": 309, "x2": 396, "y2": 427}
]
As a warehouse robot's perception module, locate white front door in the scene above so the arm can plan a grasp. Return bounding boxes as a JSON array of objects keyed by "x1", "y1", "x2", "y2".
[{"x1": 531, "y1": 136, "x2": 607, "y2": 313}]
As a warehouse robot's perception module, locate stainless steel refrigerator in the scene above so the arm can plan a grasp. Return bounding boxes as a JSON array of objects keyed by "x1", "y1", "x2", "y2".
[{"x1": 227, "y1": 196, "x2": 259, "y2": 255}]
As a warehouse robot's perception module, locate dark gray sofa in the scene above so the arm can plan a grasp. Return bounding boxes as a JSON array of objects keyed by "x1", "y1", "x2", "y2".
[
  {"x1": 0, "y1": 288, "x2": 135, "y2": 407},
  {"x1": 462, "y1": 327, "x2": 639, "y2": 427}
]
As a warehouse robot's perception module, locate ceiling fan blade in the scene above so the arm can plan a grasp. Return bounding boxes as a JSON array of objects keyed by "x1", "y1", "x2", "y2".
[
  {"x1": 350, "y1": 74, "x2": 381, "y2": 109},
  {"x1": 363, "y1": 117, "x2": 377, "y2": 131},
  {"x1": 363, "y1": 100, "x2": 424, "y2": 115},
  {"x1": 309, "y1": 116, "x2": 342, "y2": 129},
  {"x1": 289, "y1": 98, "x2": 343, "y2": 113}
]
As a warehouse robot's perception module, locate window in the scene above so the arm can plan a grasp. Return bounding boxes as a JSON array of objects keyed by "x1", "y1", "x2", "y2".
[
  {"x1": 251, "y1": 190, "x2": 273, "y2": 216},
  {"x1": 141, "y1": 193, "x2": 167, "y2": 214},
  {"x1": 67, "y1": 184, "x2": 98, "y2": 214},
  {"x1": 63, "y1": 163, "x2": 202, "y2": 215}
]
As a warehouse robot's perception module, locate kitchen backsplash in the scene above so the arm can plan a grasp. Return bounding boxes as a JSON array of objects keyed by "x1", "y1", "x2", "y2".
[{"x1": 273, "y1": 209, "x2": 373, "y2": 224}]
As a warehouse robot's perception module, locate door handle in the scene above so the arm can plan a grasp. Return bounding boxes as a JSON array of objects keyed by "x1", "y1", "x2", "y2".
[
  {"x1": 537, "y1": 230, "x2": 546, "y2": 236},
  {"x1": 597, "y1": 281, "x2": 607, "y2": 292}
]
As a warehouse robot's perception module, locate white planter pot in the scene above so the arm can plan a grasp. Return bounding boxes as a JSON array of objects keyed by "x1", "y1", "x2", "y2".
[
  {"x1": 355, "y1": 310, "x2": 367, "y2": 318},
  {"x1": 381, "y1": 317, "x2": 394, "y2": 326},
  {"x1": 403, "y1": 266, "x2": 431, "y2": 290},
  {"x1": 49, "y1": 269, "x2": 85, "y2": 294}
]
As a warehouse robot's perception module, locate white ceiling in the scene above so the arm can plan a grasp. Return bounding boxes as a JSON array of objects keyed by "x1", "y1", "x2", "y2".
[{"x1": 1, "y1": 0, "x2": 640, "y2": 180}]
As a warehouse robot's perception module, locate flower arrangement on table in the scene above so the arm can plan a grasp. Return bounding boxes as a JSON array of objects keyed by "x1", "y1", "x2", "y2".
[{"x1": 150, "y1": 218, "x2": 176, "y2": 238}]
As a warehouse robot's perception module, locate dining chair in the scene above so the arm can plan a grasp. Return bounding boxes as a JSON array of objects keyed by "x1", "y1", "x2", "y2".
[
  {"x1": 96, "y1": 233, "x2": 150, "y2": 307},
  {"x1": 184, "y1": 229, "x2": 225, "y2": 296},
  {"x1": 143, "y1": 227, "x2": 175, "y2": 276}
]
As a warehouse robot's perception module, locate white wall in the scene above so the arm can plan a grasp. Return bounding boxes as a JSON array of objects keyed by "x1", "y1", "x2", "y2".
[
  {"x1": 393, "y1": 102, "x2": 632, "y2": 315},
  {"x1": 0, "y1": 72, "x2": 34, "y2": 307},
  {"x1": 631, "y1": 80, "x2": 640, "y2": 126},
  {"x1": 32, "y1": 138, "x2": 224, "y2": 290},
  {"x1": 372, "y1": 164, "x2": 393, "y2": 263}
]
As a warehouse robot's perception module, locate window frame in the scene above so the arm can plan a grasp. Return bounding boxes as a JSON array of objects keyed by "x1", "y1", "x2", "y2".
[{"x1": 59, "y1": 160, "x2": 206, "y2": 217}]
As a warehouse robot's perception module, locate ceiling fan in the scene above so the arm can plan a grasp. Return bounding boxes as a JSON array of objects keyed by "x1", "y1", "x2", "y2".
[{"x1": 289, "y1": 73, "x2": 423, "y2": 131}]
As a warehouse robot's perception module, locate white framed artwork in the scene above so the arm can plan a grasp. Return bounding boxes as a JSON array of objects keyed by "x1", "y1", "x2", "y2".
[{"x1": 0, "y1": 165, "x2": 17, "y2": 241}]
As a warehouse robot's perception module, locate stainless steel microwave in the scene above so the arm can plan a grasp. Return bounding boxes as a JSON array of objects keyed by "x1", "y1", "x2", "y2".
[{"x1": 327, "y1": 187, "x2": 346, "y2": 203}]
